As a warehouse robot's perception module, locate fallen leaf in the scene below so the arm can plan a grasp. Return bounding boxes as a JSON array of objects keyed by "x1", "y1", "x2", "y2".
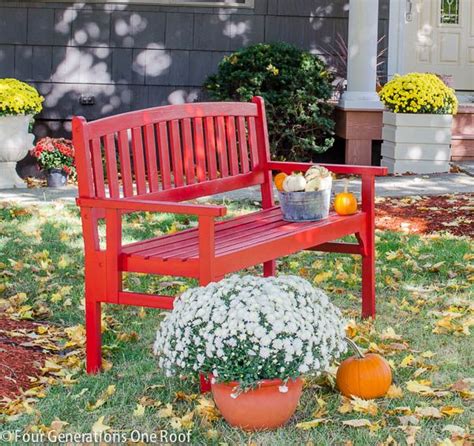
[
  {"x1": 296, "y1": 418, "x2": 328, "y2": 430},
  {"x1": 342, "y1": 419, "x2": 375, "y2": 429},
  {"x1": 440, "y1": 406, "x2": 464, "y2": 417},
  {"x1": 133, "y1": 404, "x2": 145, "y2": 417},
  {"x1": 386, "y1": 384, "x2": 403, "y2": 399},
  {"x1": 414, "y1": 406, "x2": 442, "y2": 419},
  {"x1": 350, "y1": 396, "x2": 378, "y2": 416},
  {"x1": 400, "y1": 354, "x2": 415, "y2": 368},
  {"x1": 157, "y1": 403, "x2": 174, "y2": 418},
  {"x1": 92, "y1": 416, "x2": 110, "y2": 433}
]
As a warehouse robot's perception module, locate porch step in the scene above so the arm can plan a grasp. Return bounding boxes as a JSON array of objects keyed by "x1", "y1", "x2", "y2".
[
  {"x1": 451, "y1": 134, "x2": 474, "y2": 161},
  {"x1": 451, "y1": 105, "x2": 474, "y2": 161}
]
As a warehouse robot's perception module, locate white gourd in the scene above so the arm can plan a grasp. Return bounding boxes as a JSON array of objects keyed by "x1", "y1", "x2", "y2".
[
  {"x1": 304, "y1": 165, "x2": 332, "y2": 191},
  {"x1": 283, "y1": 174, "x2": 306, "y2": 192}
]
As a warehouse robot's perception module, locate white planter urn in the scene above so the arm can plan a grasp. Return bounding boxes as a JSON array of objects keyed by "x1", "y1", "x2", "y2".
[
  {"x1": 0, "y1": 115, "x2": 34, "y2": 189},
  {"x1": 381, "y1": 111, "x2": 453, "y2": 174}
]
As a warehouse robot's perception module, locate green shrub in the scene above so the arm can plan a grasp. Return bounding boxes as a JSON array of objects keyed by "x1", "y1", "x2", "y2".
[{"x1": 204, "y1": 43, "x2": 335, "y2": 161}]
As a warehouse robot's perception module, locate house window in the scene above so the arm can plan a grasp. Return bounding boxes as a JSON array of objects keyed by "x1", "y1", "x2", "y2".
[{"x1": 440, "y1": 0, "x2": 460, "y2": 24}]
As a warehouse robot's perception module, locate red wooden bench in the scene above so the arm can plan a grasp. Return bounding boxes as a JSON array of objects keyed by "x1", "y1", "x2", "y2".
[{"x1": 73, "y1": 97, "x2": 387, "y2": 380}]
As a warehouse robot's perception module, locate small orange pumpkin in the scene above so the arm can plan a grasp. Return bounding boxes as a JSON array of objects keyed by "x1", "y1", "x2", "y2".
[
  {"x1": 336, "y1": 338, "x2": 392, "y2": 399},
  {"x1": 334, "y1": 179, "x2": 358, "y2": 215},
  {"x1": 274, "y1": 172, "x2": 288, "y2": 192}
]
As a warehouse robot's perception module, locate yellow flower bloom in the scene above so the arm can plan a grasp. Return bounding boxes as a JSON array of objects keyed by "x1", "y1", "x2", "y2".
[
  {"x1": 378, "y1": 73, "x2": 458, "y2": 115},
  {"x1": 0, "y1": 78, "x2": 43, "y2": 117}
]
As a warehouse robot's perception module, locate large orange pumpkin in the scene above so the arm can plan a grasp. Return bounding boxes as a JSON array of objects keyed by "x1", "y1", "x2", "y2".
[
  {"x1": 336, "y1": 338, "x2": 392, "y2": 399},
  {"x1": 274, "y1": 172, "x2": 288, "y2": 192},
  {"x1": 334, "y1": 179, "x2": 358, "y2": 215}
]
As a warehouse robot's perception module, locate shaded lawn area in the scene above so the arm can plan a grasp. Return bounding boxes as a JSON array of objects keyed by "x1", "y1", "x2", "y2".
[{"x1": 0, "y1": 201, "x2": 472, "y2": 445}]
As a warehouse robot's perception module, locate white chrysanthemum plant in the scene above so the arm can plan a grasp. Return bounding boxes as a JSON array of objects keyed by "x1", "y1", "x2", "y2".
[{"x1": 153, "y1": 275, "x2": 346, "y2": 393}]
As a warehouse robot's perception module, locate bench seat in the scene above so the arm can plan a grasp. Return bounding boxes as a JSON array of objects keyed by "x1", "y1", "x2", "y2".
[{"x1": 121, "y1": 207, "x2": 365, "y2": 277}]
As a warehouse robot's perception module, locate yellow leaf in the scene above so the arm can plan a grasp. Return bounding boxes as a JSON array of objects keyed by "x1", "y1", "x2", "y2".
[
  {"x1": 342, "y1": 419, "x2": 374, "y2": 428},
  {"x1": 133, "y1": 404, "x2": 145, "y2": 417},
  {"x1": 296, "y1": 418, "x2": 328, "y2": 430},
  {"x1": 313, "y1": 271, "x2": 332, "y2": 284},
  {"x1": 195, "y1": 397, "x2": 221, "y2": 422},
  {"x1": 350, "y1": 396, "x2": 378, "y2": 416},
  {"x1": 157, "y1": 403, "x2": 174, "y2": 418},
  {"x1": 386, "y1": 384, "x2": 403, "y2": 399},
  {"x1": 400, "y1": 354, "x2": 415, "y2": 368},
  {"x1": 380, "y1": 327, "x2": 402, "y2": 341},
  {"x1": 87, "y1": 398, "x2": 106, "y2": 411},
  {"x1": 421, "y1": 350, "x2": 435, "y2": 359},
  {"x1": 406, "y1": 380, "x2": 434, "y2": 395},
  {"x1": 92, "y1": 416, "x2": 110, "y2": 433},
  {"x1": 105, "y1": 385, "x2": 116, "y2": 396},
  {"x1": 338, "y1": 397, "x2": 353, "y2": 414},
  {"x1": 440, "y1": 406, "x2": 464, "y2": 417}
]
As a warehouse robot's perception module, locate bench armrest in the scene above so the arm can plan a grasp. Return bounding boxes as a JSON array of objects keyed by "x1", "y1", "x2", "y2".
[
  {"x1": 267, "y1": 161, "x2": 388, "y2": 176},
  {"x1": 76, "y1": 197, "x2": 227, "y2": 217}
]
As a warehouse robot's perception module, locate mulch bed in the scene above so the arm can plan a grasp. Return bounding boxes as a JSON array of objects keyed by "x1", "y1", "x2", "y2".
[
  {"x1": 375, "y1": 193, "x2": 473, "y2": 237},
  {"x1": 0, "y1": 318, "x2": 47, "y2": 401}
]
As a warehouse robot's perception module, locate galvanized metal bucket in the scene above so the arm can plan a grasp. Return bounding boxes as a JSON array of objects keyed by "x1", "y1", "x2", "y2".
[{"x1": 278, "y1": 188, "x2": 331, "y2": 222}]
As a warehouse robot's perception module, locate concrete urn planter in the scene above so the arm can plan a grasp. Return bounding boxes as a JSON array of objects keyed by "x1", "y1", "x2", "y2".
[
  {"x1": 0, "y1": 115, "x2": 34, "y2": 189},
  {"x1": 381, "y1": 111, "x2": 453, "y2": 174}
]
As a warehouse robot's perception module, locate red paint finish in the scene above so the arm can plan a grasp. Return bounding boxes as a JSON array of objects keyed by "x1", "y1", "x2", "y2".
[{"x1": 73, "y1": 96, "x2": 386, "y2": 389}]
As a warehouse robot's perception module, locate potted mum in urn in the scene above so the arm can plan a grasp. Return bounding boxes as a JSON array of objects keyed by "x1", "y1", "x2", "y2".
[
  {"x1": 378, "y1": 72, "x2": 458, "y2": 174},
  {"x1": 154, "y1": 275, "x2": 346, "y2": 431},
  {"x1": 0, "y1": 78, "x2": 43, "y2": 189},
  {"x1": 31, "y1": 137, "x2": 75, "y2": 187}
]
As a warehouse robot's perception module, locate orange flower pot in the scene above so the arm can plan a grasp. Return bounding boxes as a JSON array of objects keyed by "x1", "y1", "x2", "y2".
[{"x1": 211, "y1": 377, "x2": 302, "y2": 431}]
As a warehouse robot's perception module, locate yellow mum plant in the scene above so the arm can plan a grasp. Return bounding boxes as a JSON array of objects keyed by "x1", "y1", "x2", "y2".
[
  {"x1": 378, "y1": 73, "x2": 458, "y2": 115},
  {"x1": 0, "y1": 78, "x2": 44, "y2": 117}
]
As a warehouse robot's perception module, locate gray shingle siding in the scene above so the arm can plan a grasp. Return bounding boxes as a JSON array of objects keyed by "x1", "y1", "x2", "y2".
[{"x1": 0, "y1": 0, "x2": 389, "y2": 128}]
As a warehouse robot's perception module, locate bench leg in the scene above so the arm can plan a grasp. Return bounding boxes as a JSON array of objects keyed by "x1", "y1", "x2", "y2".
[
  {"x1": 85, "y1": 299, "x2": 102, "y2": 374},
  {"x1": 361, "y1": 242, "x2": 376, "y2": 318},
  {"x1": 199, "y1": 373, "x2": 211, "y2": 393},
  {"x1": 263, "y1": 260, "x2": 276, "y2": 277}
]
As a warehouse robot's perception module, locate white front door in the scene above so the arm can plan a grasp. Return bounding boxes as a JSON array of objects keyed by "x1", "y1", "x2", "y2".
[{"x1": 402, "y1": 0, "x2": 474, "y2": 90}]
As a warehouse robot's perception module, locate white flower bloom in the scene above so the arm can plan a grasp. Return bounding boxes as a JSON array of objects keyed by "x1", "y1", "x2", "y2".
[
  {"x1": 153, "y1": 275, "x2": 346, "y2": 389},
  {"x1": 278, "y1": 385, "x2": 288, "y2": 393}
]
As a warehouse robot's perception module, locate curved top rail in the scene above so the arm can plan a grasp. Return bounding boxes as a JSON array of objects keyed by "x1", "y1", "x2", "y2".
[{"x1": 80, "y1": 101, "x2": 259, "y2": 139}]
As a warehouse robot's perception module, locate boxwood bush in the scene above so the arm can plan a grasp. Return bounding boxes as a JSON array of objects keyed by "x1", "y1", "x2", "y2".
[{"x1": 204, "y1": 43, "x2": 335, "y2": 161}]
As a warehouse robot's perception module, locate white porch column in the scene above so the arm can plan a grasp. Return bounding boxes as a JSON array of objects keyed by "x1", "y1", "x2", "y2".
[{"x1": 339, "y1": 0, "x2": 383, "y2": 109}]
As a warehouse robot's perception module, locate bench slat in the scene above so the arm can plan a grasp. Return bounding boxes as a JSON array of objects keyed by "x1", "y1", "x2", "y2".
[
  {"x1": 226, "y1": 116, "x2": 239, "y2": 176},
  {"x1": 157, "y1": 122, "x2": 172, "y2": 190},
  {"x1": 204, "y1": 117, "x2": 218, "y2": 180},
  {"x1": 144, "y1": 124, "x2": 159, "y2": 193},
  {"x1": 140, "y1": 210, "x2": 284, "y2": 259},
  {"x1": 216, "y1": 116, "x2": 229, "y2": 177},
  {"x1": 182, "y1": 118, "x2": 195, "y2": 185},
  {"x1": 104, "y1": 134, "x2": 119, "y2": 198},
  {"x1": 117, "y1": 130, "x2": 134, "y2": 197},
  {"x1": 132, "y1": 127, "x2": 147, "y2": 194},
  {"x1": 90, "y1": 138, "x2": 105, "y2": 198},
  {"x1": 193, "y1": 117, "x2": 207, "y2": 182},
  {"x1": 170, "y1": 120, "x2": 184, "y2": 187},
  {"x1": 247, "y1": 117, "x2": 259, "y2": 169},
  {"x1": 237, "y1": 116, "x2": 250, "y2": 174}
]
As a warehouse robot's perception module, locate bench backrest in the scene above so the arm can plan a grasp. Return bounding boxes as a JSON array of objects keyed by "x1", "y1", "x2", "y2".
[{"x1": 72, "y1": 96, "x2": 272, "y2": 202}]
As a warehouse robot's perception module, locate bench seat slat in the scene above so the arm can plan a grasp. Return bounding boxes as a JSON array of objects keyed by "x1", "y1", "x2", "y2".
[
  {"x1": 120, "y1": 209, "x2": 364, "y2": 265},
  {"x1": 140, "y1": 211, "x2": 284, "y2": 259}
]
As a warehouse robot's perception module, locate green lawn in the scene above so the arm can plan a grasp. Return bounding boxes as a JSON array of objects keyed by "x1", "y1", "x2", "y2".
[{"x1": 0, "y1": 201, "x2": 472, "y2": 445}]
